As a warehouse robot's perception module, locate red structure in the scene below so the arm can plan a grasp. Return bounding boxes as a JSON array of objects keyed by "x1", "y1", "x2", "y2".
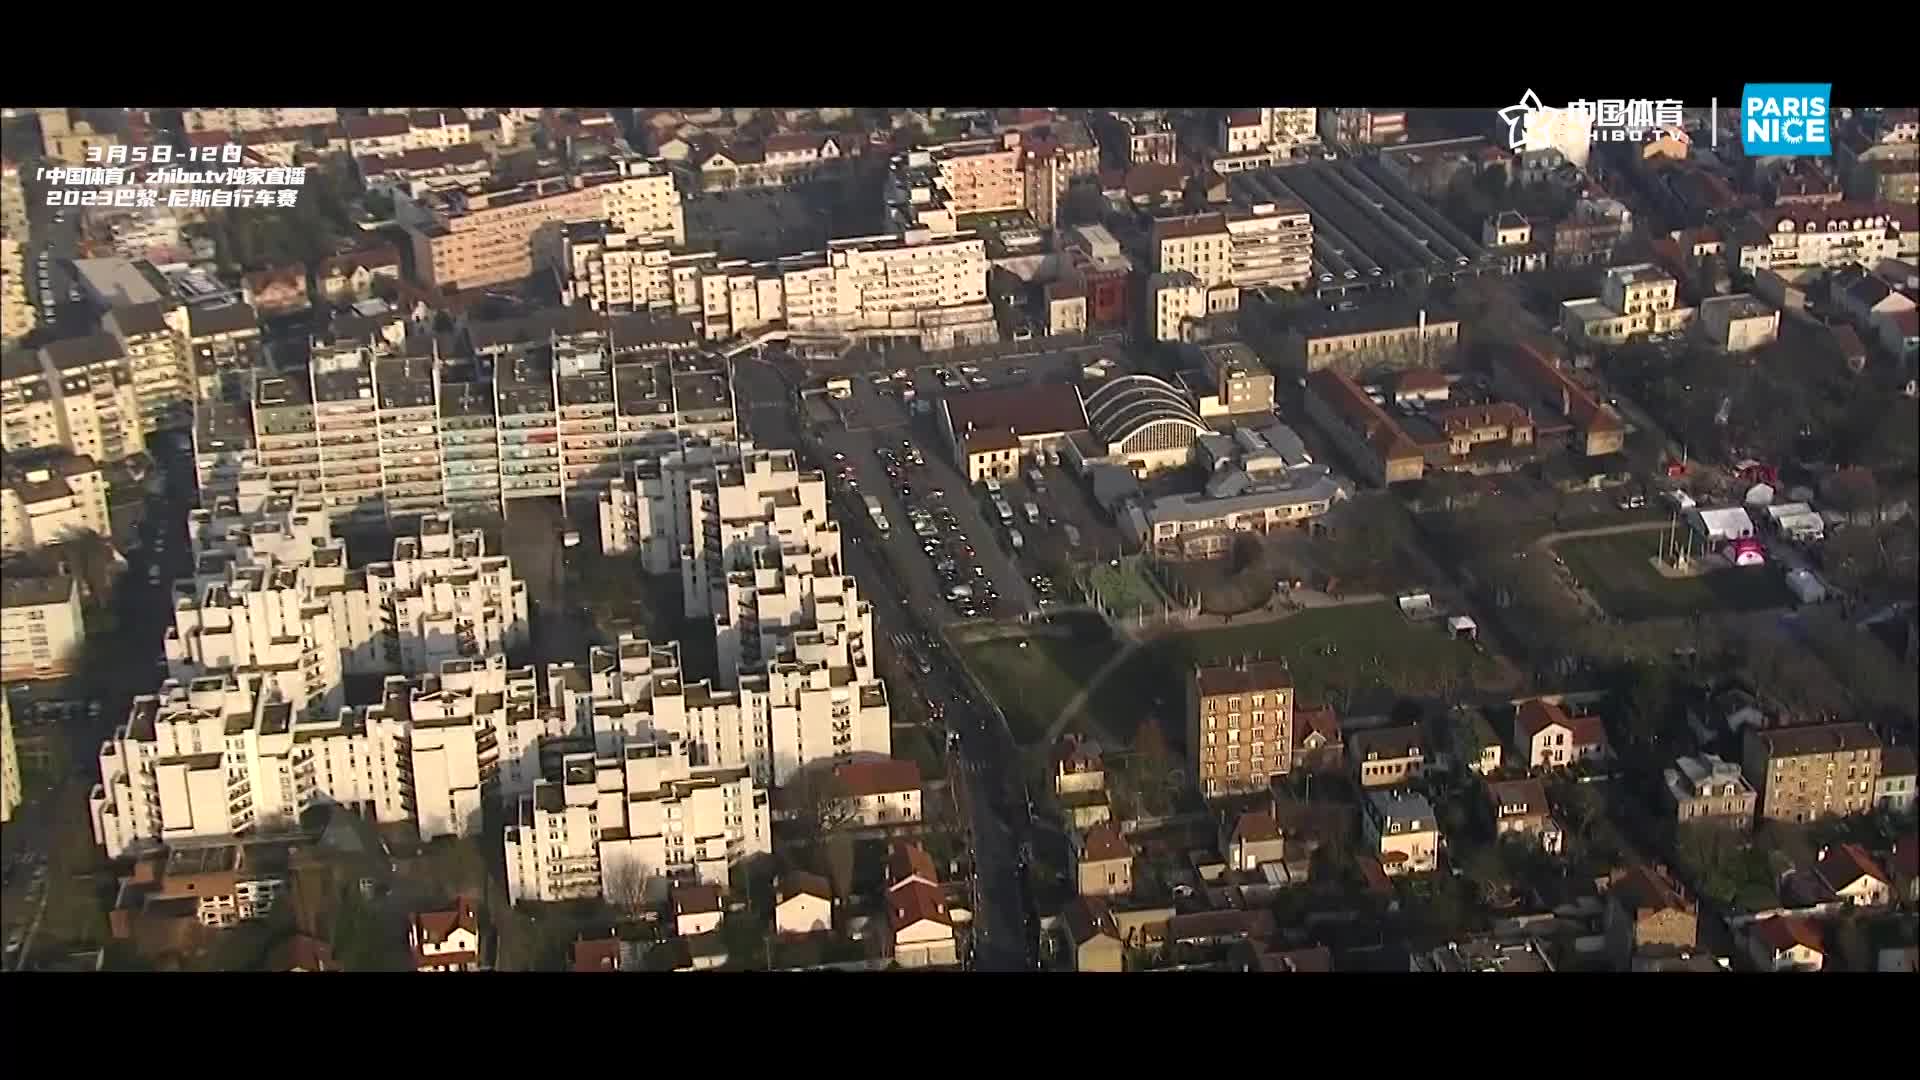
[{"x1": 1085, "y1": 268, "x2": 1129, "y2": 330}]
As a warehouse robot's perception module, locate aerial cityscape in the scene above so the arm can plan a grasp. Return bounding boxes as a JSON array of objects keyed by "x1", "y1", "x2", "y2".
[{"x1": 0, "y1": 99, "x2": 1915, "y2": 973}]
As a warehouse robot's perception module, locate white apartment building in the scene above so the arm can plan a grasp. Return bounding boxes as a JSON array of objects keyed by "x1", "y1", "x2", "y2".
[
  {"x1": 193, "y1": 399, "x2": 263, "y2": 505},
  {"x1": 0, "y1": 450, "x2": 111, "y2": 553},
  {"x1": 564, "y1": 625, "x2": 889, "y2": 790},
  {"x1": 1147, "y1": 270, "x2": 1208, "y2": 343},
  {"x1": 89, "y1": 653, "x2": 544, "y2": 860},
  {"x1": 183, "y1": 107, "x2": 339, "y2": 133},
  {"x1": 1731, "y1": 203, "x2": 1902, "y2": 274},
  {"x1": 1225, "y1": 202, "x2": 1315, "y2": 292},
  {"x1": 1700, "y1": 294, "x2": 1781, "y2": 352},
  {"x1": 1219, "y1": 109, "x2": 1321, "y2": 159},
  {"x1": 166, "y1": 504, "x2": 530, "y2": 711},
  {"x1": 503, "y1": 732, "x2": 769, "y2": 904},
  {"x1": 1, "y1": 351, "x2": 64, "y2": 453},
  {"x1": 1, "y1": 573, "x2": 84, "y2": 681}
]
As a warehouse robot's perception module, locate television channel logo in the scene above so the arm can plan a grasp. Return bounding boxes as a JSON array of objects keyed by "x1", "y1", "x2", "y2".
[{"x1": 1741, "y1": 84, "x2": 1831, "y2": 156}]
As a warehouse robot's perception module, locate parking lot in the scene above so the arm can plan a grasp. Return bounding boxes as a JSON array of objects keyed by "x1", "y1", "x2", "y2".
[{"x1": 819, "y1": 341, "x2": 1168, "y2": 619}]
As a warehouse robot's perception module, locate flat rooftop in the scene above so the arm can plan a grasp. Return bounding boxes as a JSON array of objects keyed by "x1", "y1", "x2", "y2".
[
  {"x1": 73, "y1": 257, "x2": 166, "y2": 307},
  {"x1": 673, "y1": 369, "x2": 731, "y2": 415}
]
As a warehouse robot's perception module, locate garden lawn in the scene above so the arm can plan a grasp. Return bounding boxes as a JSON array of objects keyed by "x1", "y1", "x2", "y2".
[{"x1": 958, "y1": 624, "x2": 1119, "y2": 745}]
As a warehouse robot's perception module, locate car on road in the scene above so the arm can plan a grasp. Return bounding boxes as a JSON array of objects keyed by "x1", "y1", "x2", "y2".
[{"x1": 970, "y1": 375, "x2": 988, "y2": 386}]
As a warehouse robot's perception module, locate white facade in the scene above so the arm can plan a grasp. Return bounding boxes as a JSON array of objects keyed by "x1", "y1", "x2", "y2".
[
  {"x1": 0, "y1": 453, "x2": 111, "y2": 553},
  {"x1": 600, "y1": 443, "x2": 890, "y2": 785},
  {"x1": 1700, "y1": 294, "x2": 1781, "y2": 352},
  {"x1": 682, "y1": 231, "x2": 992, "y2": 347},
  {"x1": 503, "y1": 732, "x2": 770, "y2": 904},
  {"x1": 1, "y1": 692, "x2": 20, "y2": 823},
  {"x1": 1733, "y1": 205, "x2": 1900, "y2": 274},
  {"x1": 0, "y1": 575, "x2": 85, "y2": 683},
  {"x1": 166, "y1": 502, "x2": 530, "y2": 714},
  {"x1": 183, "y1": 107, "x2": 339, "y2": 133},
  {"x1": 1364, "y1": 789, "x2": 1440, "y2": 876},
  {"x1": 1147, "y1": 271, "x2": 1207, "y2": 343},
  {"x1": 89, "y1": 651, "x2": 544, "y2": 860}
]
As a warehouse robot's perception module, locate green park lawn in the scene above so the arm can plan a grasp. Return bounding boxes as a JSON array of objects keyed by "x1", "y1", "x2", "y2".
[
  {"x1": 959, "y1": 603, "x2": 1497, "y2": 749},
  {"x1": 1552, "y1": 531, "x2": 1794, "y2": 621}
]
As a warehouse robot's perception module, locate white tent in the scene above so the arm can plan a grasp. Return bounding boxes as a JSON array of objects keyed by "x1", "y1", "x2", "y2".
[
  {"x1": 1744, "y1": 483, "x2": 1775, "y2": 507},
  {"x1": 1447, "y1": 615, "x2": 1478, "y2": 640},
  {"x1": 1766, "y1": 502, "x2": 1826, "y2": 541},
  {"x1": 1786, "y1": 568, "x2": 1826, "y2": 605},
  {"x1": 1689, "y1": 506, "x2": 1757, "y2": 544}
]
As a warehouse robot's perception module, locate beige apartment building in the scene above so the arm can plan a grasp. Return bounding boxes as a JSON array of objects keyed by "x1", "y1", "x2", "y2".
[
  {"x1": 38, "y1": 108, "x2": 119, "y2": 164},
  {"x1": 1743, "y1": 722, "x2": 1883, "y2": 824},
  {"x1": 2, "y1": 692, "x2": 18, "y2": 823},
  {"x1": 0, "y1": 450, "x2": 111, "y2": 553},
  {"x1": 918, "y1": 139, "x2": 1026, "y2": 216},
  {"x1": 1225, "y1": 202, "x2": 1315, "y2": 292},
  {"x1": 1, "y1": 350, "x2": 65, "y2": 454},
  {"x1": 1152, "y1": 213, "x2": 1235, "y2": 289},
  {"x1": 1561, "y1": 263, "x2": 1696, "y2": 346},
  {"x1": 1147, "y1": 270, "x2": 1208, "y2": 343},
  {"x1": 1187, "y1": 658, "x2": 1296, "y2": 798},
  {"x1": 1, "y1": 237, "x2": 34, "y2": 344},
  {"x1": 182, "y1": 107, "x2": 339, "y2": 133},
  {"x1": 1664, "y1": 753, "x2": 1757, "y2": 830},
  {"x1": 1, "y1": 161, "x2": 27, "y2": 239},
  {"x1": 406, "y1": 158, "x2": 684, "y2": 292},
  {"x1": 33, "y1": 336, "x2": 146, "y2": 463},
  {"x1": 104, "y1": 302, "x2": 190, "y2": 433}
]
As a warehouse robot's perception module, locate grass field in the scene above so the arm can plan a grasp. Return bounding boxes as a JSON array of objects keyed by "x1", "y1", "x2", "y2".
[
  {"x1": 1083, "y1": 557, "x2": 1166, "y2": 618},
  {"x1": 1552, "y1": 531, "x2": 1794, "y2": 620},
  {"x1": 958, "y1": 616, "x2": 1121, "y2": 744},
  {"x1": 959, "y1": 603, "x2": 1499, "y2": 748}
]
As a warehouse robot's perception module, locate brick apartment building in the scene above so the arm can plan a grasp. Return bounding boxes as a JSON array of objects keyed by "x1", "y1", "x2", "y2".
[{"x1": 1187, "y1": 658, "x2": 1295, "y2": 798}]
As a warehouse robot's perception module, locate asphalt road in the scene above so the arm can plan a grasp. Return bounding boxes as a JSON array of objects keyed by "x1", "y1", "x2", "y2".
[{"x1": 738, "y1": 350, "x2": 1039, "y2": 969}]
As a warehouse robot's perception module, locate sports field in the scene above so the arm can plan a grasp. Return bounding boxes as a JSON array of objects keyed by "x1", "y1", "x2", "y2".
[{"x1": 1551, "y1": 531, "x2": 1793, "y2": 620}]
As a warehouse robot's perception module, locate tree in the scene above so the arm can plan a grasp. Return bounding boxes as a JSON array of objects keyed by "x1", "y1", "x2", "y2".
[
  {"x1": 1229, "y1": 533, "x2": 1264, "y2": 576},
  {"x1": 1613, "y1": 661, "x2": 1676, "y2": 750},
  {"x1": 1820, "y1": 467, "x2": 1880, "y2": 522},
  {"x1": 785, "y1": 766, "x2": 857, "y2": 847},
  {"x1": 603, "y1": 856, "x2": 657, "y2": 920},
  {"x1": 35, "y1": 529, "x2": 119, "y2": 608}
]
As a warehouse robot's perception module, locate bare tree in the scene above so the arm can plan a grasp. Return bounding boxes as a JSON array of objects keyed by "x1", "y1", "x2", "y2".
[
  {"x1": 786, "y1": 766, "x2": 858, "y2": 846},
  {"x1": 603, "y1": 856, "x2": 655, "y2": 919}
]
